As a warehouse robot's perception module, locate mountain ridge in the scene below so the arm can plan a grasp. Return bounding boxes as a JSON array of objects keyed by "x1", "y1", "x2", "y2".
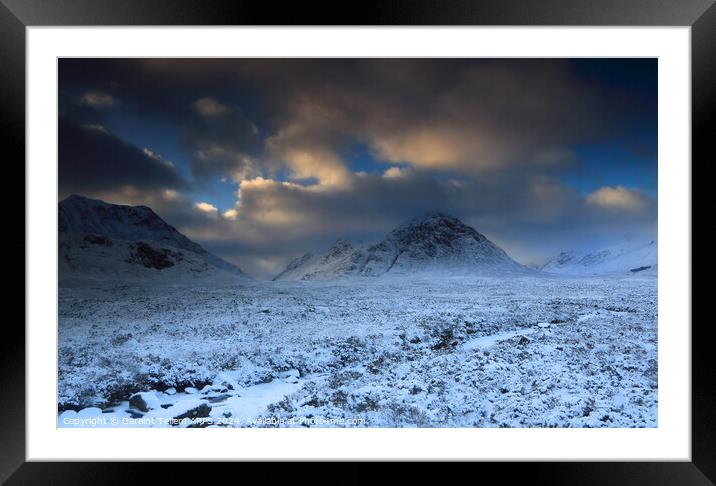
[{"x1": 59, "y1": 195, "x2": 250, "y2": 284}]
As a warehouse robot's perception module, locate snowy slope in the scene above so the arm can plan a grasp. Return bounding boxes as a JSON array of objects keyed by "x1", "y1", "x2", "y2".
[
  {"x1": 272, "y1": 239, "x2": 367, "y2": 281},
  {"x1": 274, "y1": 213, "x2": 530, "y2": 280},
  {"x1": 59, "y1": 195, "x2": 250, "y2": 284},
  {"x1": 542, "y1": 239, "x2": 657, "y2": 276}
]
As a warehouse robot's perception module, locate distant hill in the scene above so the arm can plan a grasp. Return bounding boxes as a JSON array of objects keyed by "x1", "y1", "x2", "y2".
[{"x1": 541, "y1": 239, "x2": 657, "y2": 276}]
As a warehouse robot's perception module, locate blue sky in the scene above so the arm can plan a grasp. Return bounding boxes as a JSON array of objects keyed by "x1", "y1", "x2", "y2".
[{"x1": 58, "y1": 58, "x2": 657, "y2": 278}]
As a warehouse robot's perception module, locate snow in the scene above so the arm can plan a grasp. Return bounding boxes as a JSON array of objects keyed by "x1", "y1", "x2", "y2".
[
  {"x1": 59, "y1": 373, "x2": 305, "y2": 428},
  {"x1": 462, "y1": 329, "x2": 535, "y2": 351},
  {"x1": 58, "y1": 274, "x2": 657, "y2": 428},
  {"x1": 542, "y1": 239, "x2": 657, "y2": 276}
]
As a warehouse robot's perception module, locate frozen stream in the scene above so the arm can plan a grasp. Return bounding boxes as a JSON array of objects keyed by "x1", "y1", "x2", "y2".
[{"x1": 58, "y1": 369, "x2": 304, "y2": 428}]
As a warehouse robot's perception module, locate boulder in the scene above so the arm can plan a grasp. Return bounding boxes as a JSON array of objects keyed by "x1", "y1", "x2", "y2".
[
  {"x1": 174, "y1": 403, "x2": 211, "y2": 421},
  {"x1": 129, "y1": 391, "x2": 160, "y2": 412}
]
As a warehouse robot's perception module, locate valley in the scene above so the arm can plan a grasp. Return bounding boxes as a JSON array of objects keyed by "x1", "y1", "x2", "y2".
[{"x1": 58, "y1": 275, "x2": 658, "y2": 428}]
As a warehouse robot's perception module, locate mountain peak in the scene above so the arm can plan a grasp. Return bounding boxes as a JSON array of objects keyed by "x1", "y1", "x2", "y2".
[
  {"x1": 406, "y1": 212, "x2": 460, "y2": 225},
  {"x1": 386, "y1": 212, "x2": 487, "y2": 248}
]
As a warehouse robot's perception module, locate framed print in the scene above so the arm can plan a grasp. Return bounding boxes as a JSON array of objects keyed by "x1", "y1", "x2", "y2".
[{"x1": 5, "y1": 0, "x2": 713, "y2": 481}]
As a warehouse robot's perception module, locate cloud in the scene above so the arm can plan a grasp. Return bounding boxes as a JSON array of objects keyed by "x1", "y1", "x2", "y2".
[
  {"x1": 142, "y1": 147, "x2": 175, "y2": 168},
  {"x1": 58, "y1": 117, "x2": 186, "y2": 197},
  {"x1": 193, "y1": 97, "x2": 229, "y2": 117},
  {"x1": 80, "y1": 91, "x2": 116, "y2": 108},
  {"x1": 586, "y1": 186, "x2": 651, "y2": 212},
  {"x1": 382, "y1": 166, "x2": 408, "y2": 178},
  {"x1": 183, "y1": 104, "x2": 263, "y2": 183},
  {"x1": 61, "y1": 58, "x2": 654, "y2": 185},
  {"x1": 226, "y1": 59, "x2": 605, "y2": 177},
  {"x1": 269, "y1": 145, "x2": 351, "y2": 188},
  {"x1": 194, "y1": 201, "x2": 219, "y2": 218},
  {"x1": 223, "y1": 208, "x2": 239, "y2": 220},
  {"x1": 193, "y1": 145, "x2": 257, "y2": 183}
]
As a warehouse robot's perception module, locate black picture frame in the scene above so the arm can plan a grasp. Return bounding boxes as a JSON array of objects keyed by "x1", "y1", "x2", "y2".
[{"x1": 4, "y1": 0, "x2": 712, "y2": 482}]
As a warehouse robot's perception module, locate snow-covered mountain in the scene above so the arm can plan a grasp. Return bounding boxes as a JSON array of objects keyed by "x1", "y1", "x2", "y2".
[
  {"x1": 59, "y1": 195, "x2": 250, "y2": 284},
  {"x1": 541, "y1": 239, "x2": 657, "y2": 276},
  {"x1": 274, "y1": 213, "x2": 530, "y2": 280}
]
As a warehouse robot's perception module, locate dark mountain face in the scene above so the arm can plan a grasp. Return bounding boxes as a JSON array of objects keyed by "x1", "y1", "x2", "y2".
[
  {"x1": 378, "y1": 213, "x2": 488, "y2": 256},
  {"x1": 360, "y1": 213, "x2": 518, "y2": 275},
  {"x1": 59, "y1": 194, "x2": 204, "y2": 254},
  {"x1": 58, "y1": 195, "x2": 249, "y2": 281}
]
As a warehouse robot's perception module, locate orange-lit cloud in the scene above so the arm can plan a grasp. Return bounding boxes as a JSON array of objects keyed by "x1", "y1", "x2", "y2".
[
  {"x1": 194, "y1": 201, "x2": 219, "y2": 218},
  {"x1": 586, "y1": 186, "x2": 651, "y2": 212}
]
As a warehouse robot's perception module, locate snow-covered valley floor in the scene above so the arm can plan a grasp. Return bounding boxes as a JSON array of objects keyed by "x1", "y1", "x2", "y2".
[{"x1": 58, "y1": 276, "x2": 657, "y2": 428}]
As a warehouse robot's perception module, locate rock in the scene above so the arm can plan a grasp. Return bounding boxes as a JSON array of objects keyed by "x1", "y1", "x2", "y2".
[
  {"x1": 129, "y1": 391, "x2": 160, "y2": 412},
  {"x1": 518, "y1": 336, "x2": 530, "y2": 346},
  {"x1": 164, "y1": 387, "x2": 177, "y2": 395},
  {"x1": 207, "y1": 394, "x2": 232, "y2": 403},
  {"x1": 212, "y1": 374, "x2": 238, "y2": 391},
  {"x1": 125, "y1": 409, "x2": 144, "y2": 419},
  {"x1": 206, "y1": 384, "x2": 228, "y2": 393},
  {"x1": 283, "y1": 369, "x2": 300, "y2": 383},
  {"x1": 174, "y1": 403, "x2": 211, "y2": 420},
  {"x1": 537, "y1": 322, "x2": 550, "y2": 328},
  {"x1": 184, "y1": 387, "x2": 199, "y2": 394},
  {"x1": 129, "y1": 394, "x2": 149, "y2": 412}
]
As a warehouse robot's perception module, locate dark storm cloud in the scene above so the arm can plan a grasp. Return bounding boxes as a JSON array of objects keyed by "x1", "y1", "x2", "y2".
[
  {"x1": 58, "y1": 116, "x2": 186, "y2": 197},
  {"x1": 59, "y1": 59, "x2": 655, "y2": 182},
  {"x1": 59, "y1": 59, "x2": 269, "y2": 183},
  {"x1": 227, "y1": 59, "x2": 653, "y2": 174},
  {"x1": 183, "y1": 98, "x2": 264, "y2": 182}
]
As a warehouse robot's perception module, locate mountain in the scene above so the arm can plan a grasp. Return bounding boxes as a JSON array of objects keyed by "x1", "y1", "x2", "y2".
[
  {"x1": 59, "y1": 195, "x2": 250, "y2": 284},
  {"x1": 273, "y1": 213, "x2": 530, "y2": 280},
  {"x1": 541, "y1": 239, "x2": 657, "y2": 276}
]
